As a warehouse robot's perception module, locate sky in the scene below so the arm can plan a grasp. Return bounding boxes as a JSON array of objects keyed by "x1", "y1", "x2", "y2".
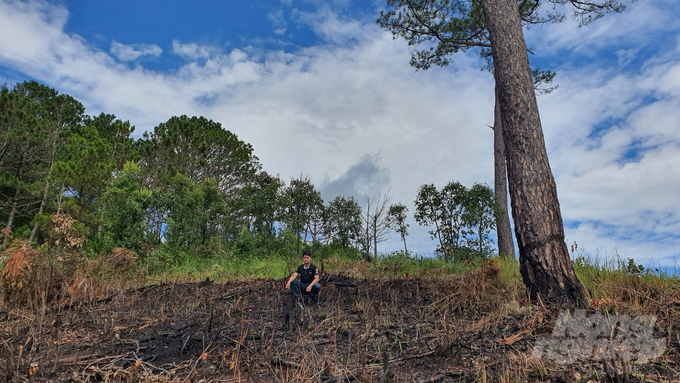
[{"x1": 1, "y1": 0, "x2": 679, "y2": 268}]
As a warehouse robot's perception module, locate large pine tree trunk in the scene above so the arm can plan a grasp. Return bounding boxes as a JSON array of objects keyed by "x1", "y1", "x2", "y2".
[
  {"x1": 3, "y1": 188, "x2": 20, "y2": 248},
  {"x1": 29, "y1": 179, "x2": 50, "y2": 243},
  {"x1": 480, "y1": 0, "x2": 585, "y2": 304},
  {"x1": 30, "y1": 125, "x2": 60, "y2": 243},
  {"x1": 493, "y1": 84, "x2": 515, "y2": 258}
]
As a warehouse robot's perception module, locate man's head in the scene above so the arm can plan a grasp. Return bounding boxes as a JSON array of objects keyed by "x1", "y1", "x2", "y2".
[{"x1": 302, "y1": 251, "x2": 312, "y2": 266}]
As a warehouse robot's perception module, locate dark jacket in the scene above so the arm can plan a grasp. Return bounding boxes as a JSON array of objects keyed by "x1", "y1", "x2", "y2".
[{"x1": 296, "y1": 264, "x2": 319, "y2": 284}]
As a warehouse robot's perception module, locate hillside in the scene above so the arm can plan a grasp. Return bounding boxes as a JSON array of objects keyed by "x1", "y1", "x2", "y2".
[{"x1": 1, "y1": 269, "x2": 679, "y2": 382}]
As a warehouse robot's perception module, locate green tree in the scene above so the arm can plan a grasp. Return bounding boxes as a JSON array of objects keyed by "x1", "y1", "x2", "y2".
[
  {"x1": 140, "y1": 115, "x2": 260, "y2": 197},
  {"x1": 325, "y1": 196, "x2": 363, "y2": 248},
  {"x1": 387, "y1": 203, "x2": 409, "y2": 255},
  {"x1": 101, "y1": 162, "x2": 150, "y2": 253},
  {"x1": 163, "y1": 174, "x2": 226, "y2": 254},
  {"x1": 283, "y1": 175, "x2": 323, "y2": 248},
  {"x1": 0, "y1": 87, "x2": 48, "y2": 247},
  {"x1": 414, "y1": 182, "x2": 468, "y2": 260},
  {"x1": 139, "y1": 115, "x2": 260, "y2": 245},
  {"x1": 84, "y1": 113, "x2": 138, "y2": 172},
  {"x1": 438, "y1": 181, "x2": 467, "y2": 256},
  {"x1": 461, "y1": 183, "x2": 498, "y2": 258},
  {"x1": 413, "y1": 183, "x2": 444, "y2": 250},
  {"x1": 52, "y1": 126, "x2": 115, "y2": 234},
  {"x1": 12, "y1": 82, "x2": 87, "y2": 244},
  {"x1": 242, "y1": 171, "x2": 285, "y2": 249},
  {"x1": 415, "y1": 181, "x2": 498, "y2": 260},
  {"x1": 307, "y1": 199, "x2": 326, "y2": 246}
]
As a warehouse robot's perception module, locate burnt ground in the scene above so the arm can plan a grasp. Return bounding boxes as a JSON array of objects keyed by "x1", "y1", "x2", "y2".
[{"x1": 1, "y1": 274, "x2": 679, "y2": 382}]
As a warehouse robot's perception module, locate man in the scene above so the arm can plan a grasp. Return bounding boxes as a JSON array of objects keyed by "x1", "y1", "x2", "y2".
[{"x1": 286, "y1": 251, "x2": 321, "y2": 304}]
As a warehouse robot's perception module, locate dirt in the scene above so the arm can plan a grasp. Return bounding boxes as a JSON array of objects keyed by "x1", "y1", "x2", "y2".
[{"x1": 1, "y1": 274, "x2": 679, "y2": 382}]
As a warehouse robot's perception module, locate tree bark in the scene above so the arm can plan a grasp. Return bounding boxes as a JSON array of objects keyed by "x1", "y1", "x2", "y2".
[
  {"x1": 29, "y1": 179, "x2": 50, "y2": 243},
  {"x1": 480, "y1": 0, "x2": 585, "y2": 304},
  {"x1": 30, "y1": 124, "x2": 61, "y2": 243},
  {"x1": 493, "y1": 84, "x2": 516, "y2": 258},
  {"x1": 3, "y1": 187, "x2": 20, "y2": 248},
  {"x1": 3, "y1": 151, "x2": 25, "y2": 249}
]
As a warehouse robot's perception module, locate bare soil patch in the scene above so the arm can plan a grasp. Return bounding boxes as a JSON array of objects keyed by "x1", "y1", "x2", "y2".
[{"x1": 1, "y1": 274, "x2": 679, "y2": 382}]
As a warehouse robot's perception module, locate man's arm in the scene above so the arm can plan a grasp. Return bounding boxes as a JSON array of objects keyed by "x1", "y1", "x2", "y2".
[
  {"x1": 305, "y1": 274, "x2": 320, "y2": 292},
  {"x1": 286, "y1": 272, "x2": 298, "y2": 289}
]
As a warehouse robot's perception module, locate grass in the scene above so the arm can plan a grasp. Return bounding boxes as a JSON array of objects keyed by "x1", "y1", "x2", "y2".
[
  {"x1": 141, "y1": 249, "x2": 492, "y2": 284},
  {"x1": 2, "y1": 240, "x2": 680, "y2": 311},
  {"x1": 571, "y1": 253, "x2": 680, "y2": 314},
  {"x1": 153, "y1": 253, "x2": 289, "y2": 281}
]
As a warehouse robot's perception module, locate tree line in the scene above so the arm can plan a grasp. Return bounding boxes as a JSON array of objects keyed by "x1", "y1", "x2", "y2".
[{"x1": 0, "y1": 81, "x2": 499, "y2": 264}]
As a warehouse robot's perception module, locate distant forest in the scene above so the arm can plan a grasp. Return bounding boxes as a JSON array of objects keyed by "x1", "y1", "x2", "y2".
[{"x1": 0, "y1": 81, "x2": 499, "y2": 264}]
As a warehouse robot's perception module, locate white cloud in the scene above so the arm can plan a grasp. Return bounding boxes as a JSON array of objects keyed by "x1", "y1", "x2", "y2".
[
  {"x1": 267, "y1": 9, "x2": 287, "y2": 35},
  {"x1": 0, "y1": 0, "x2": 678, "y2": 263},
  {"x1": 525, "y1": 0, "x2": 680, "y2": 55},
  {"x1": 171, "y1": 40, "x2": 220, "y2": 60},
  {"x1": 110, "y1": 40, "x2": 162, "y2": 62},
  {"x1": 535, "y1": 14, "x2": 680, "y2": 263},
  {"x1": 292, "y1": 6, "x2": 367, "y2": 45}
]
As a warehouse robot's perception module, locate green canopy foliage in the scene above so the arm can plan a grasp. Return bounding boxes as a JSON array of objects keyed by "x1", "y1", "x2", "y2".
[
  {"x1": 414, "y1": 181, "x2": 498, "y2": 260},
  {"x1": 0, "y1": 80, "x2": 505, "y2": 265}
]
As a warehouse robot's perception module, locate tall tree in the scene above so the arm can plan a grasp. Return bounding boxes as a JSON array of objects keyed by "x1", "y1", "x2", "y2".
[
  {"x1": 379, "y1": 0, "x2": 624, "y2": 304},
  {"x1": 491, "y1": 84, "x2": 514, "y2": 257},
  {"x1": 11, "y1": 81, "x2": 86, "y2": 243},
  {"x1": 490, "y1": 65, "x2": 557, "y2": 258},
  {"x1": 481, "y1": 0, "x2": 582, "y2": 303},
  {"x1": 0, "y1": 88, "x2": 47, "y2": 246}
]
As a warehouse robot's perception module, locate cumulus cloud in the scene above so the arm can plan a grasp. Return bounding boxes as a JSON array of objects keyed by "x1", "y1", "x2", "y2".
[
  {"x1": 110, "y1": 40, "x2": 162, "y2": 62},
  {"x1": 0, "y1": 0, "x2": 678, "y2": 262}
]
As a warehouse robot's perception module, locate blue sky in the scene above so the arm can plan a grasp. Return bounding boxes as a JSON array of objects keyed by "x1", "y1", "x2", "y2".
[{"x1": 1, "y1": 0, "x2": 679, "y2": 267}]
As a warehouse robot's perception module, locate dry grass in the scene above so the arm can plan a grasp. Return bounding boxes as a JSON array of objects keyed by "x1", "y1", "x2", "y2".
[{"x1": 0, "y1": 241, "x2": 34, "y2": 289}]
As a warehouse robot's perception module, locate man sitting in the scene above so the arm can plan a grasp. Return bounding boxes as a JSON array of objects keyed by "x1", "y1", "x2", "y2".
[{"x1": 286, "y1": 251, "x2": 321, "y2": 304}]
